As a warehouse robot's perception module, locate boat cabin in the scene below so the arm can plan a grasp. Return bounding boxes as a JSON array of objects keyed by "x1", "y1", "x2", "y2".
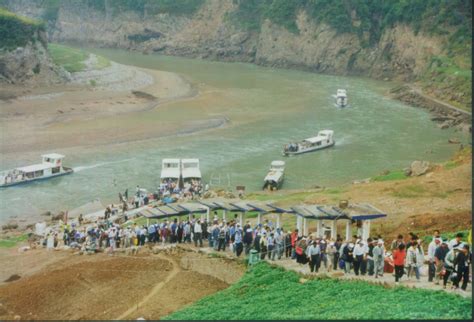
[
  {"x1": 181, "y1": 159, "x2": 201, "y2": 184},
  {"x1": 270, "y1": 160, "x2": 285, "y2": 171},
  {"x1": 160, "y1": 159, "x2": 181, "y2": 183}
]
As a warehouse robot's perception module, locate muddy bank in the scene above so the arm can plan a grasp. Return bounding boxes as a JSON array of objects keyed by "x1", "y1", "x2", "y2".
[
  {"x1": 0, "y1": 247, "x2": 244, "y2": 320},
  {"x1": 390, "y1": 85, "x2": 471, "y2": 132}
]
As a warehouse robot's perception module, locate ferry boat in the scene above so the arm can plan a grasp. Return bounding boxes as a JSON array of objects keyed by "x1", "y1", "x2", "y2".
[
  {"x1": 0, "y1": 154, "x2": 73, "y2": 188},
  {"x1": 263, "y1": 160, "x2": 285, "y2": 191},
  {"x1": 335, "y1": 89, "x2": 348, "y2": 107},
  {"x1": 160, "y1": 159, "x2": 181, "y2": 185},
  {"x1": 283, "y1": 130, "x2": 335, "y2": 156},
  {"x1": 181, "y1": 159, "x2": 201, "y2": 185}
]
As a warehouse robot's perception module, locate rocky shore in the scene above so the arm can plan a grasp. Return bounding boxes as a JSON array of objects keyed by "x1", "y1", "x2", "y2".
[{"x1": 390, "y1": 85, "x2": 471, "y2": 133}]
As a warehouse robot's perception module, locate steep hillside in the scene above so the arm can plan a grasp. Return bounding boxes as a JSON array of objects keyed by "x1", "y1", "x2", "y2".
[
  {"x1": 1, "y1": 0, "x2": 471, "y2": 109},
  {"x1": 0, "y1": 8, "x2": 67, "y2": 85}
]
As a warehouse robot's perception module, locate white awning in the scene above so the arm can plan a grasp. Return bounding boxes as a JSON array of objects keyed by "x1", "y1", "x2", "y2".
[
  {"x1": 182, "y1": 168, "x2": 201, "y2": 179},
  {"x1": 42, "y1": 153, "x2": 65, "y2": 159},
  {"x1": 161, "y1": 168, "x2": 180, "y2": 179},
  {"x1": 16, "y1": 163, "x2": 52, "y2": 173},
  {"x1": 304, "y1": 137, "x2": 323, "y2": 144}
]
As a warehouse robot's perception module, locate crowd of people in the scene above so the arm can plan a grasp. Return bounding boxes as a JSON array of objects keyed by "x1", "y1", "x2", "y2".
[{"x1": 40, "y1": 210, "x2": 471, "y2": 292}]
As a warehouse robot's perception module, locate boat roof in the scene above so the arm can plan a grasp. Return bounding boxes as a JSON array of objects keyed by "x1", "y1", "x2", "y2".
[
  {"x1": 265, "y1": 170, "x2": 283, "y2": 182},
  {"x1": 161, "y1": 168, "x2": 180, "y2": 179},
  {"x1": 162, "y1": 158, "x2": 180, "y2": 164},
  {"x1": 16, "y1": 163, "x2": 52, "y2": 173},
  {"x1": 304, "y1": 136, "x2": 323, "y2": 144},
  {"x1": 42, "y1": 153, "x2": 65, "y2": 159},
  {"x1": 271, "y1": 160, "x2": 285, "y2": 167},
  {"x1": 181, "y1": 158, "x2": 199, "y2": 164},
  {"x1": 182, "y1": 168, "x2": 201, "y2": 179}
]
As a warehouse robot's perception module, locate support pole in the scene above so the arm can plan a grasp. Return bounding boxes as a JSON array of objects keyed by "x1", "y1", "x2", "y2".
[
  {"x1": 276, "y1": 213, "x2": 282, "y2": 229},
  {"x1": 257, "y1": 213, "x2": 262, "y2": 225},
  {"x1": 316, "y1": 220, "x2": 323, "y2": 238},
  {"x1": 331, "y1": 220, "x2": 337, "y2": 240},
  {"x1": 345, "y1": 221, "x2": 351, "y2": 241},
  {"x1": 239, "y1": 212, "x2": 243, "y2": 227},
  {"x1": 188, "y1": 213, "x2": 192, "y2": 222},
  {"x1": 147, "y1": 218, "x2": 150, "y2": 227},
  {"x1": 222, "y1": 210, "x2": 226, "y2": 222},
  {"x1": 303, "y1": 218, "x2": 308, "y2": 236},
  {"x1": 362, "y1": 220, "x2": 371, "y2": 241},
  {"x1": 296, "y1": 216, "x2": 302, "y2": 236},
  {"x1": 206, "y1": 207, "x2": 210, "y2": 222}
]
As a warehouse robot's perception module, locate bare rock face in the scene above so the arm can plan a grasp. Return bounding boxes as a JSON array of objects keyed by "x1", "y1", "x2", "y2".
[
  {"x1": 409, "y1": 160, "x2": 431, "y2": 177},
  {"x1": 0, "y1": 30, "x2": 70, "y2": 85}
]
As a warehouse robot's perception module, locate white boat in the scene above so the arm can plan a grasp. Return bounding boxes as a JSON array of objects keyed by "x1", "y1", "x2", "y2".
[
  {"x1": 283, "y1": 130, "x2": 335, "y2": 156},
  {"x1": 160, "y1": 159, "x2": 181, "y2": 185},
  {"x1": 181, "y1": 159, "x2": 201, "y2": 184},
  {"x1": 263, "y1": 160, "x2": 285, "y2": 191},
  {"x1": 0, "y1": 153, "x2": 73, "y2": 188},
  {"x1": 336, "y1": 89, "x2": 348, "y2": 107}
]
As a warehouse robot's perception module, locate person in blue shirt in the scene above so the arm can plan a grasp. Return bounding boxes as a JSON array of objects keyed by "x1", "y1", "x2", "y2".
[{"x1": 234, "y1": 225, "x2": 243, "y2": 257}]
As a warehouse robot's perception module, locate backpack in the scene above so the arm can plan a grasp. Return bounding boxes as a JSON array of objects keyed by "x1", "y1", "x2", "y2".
[{"x1": 295, "y1": 246, "x2": 303, "y2": 255}]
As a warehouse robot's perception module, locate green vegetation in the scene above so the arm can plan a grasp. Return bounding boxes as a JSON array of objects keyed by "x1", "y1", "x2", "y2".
[
  {"x1": 166, "y1": 262, "x2": 472, "y2": 320},
  {"x1": 392, "y1": 184, "x2": 427, "y2": 198},
  {"x1": 0, "y1": 8, "x2": 45, "y2": 50},
  {"x1": 373, "y1": 170, "x2": 408, "y2": 182},
  {"x1": 420, "y1": 230, "x2": 470, "y2": 246},
  {"x1": 71, "y1": 0, "x2": 205, "y2": 17},
  {"x1": 0, "y1": 234, "x2": 28, "y2": 248},
  {"x1": 229, "y1": 0, "x2": 471, "y2": 41},
  {"x1": 48, "y1": 43, "x2": 110, "y2": 73},
  {"x1": 48, "y1": 43, "x2": 88, "y2": 72}
]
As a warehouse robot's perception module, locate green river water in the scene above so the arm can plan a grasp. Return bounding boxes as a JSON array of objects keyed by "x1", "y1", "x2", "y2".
[{"x1": 0, "y1": 48, "x2": 469, "y2": 223}]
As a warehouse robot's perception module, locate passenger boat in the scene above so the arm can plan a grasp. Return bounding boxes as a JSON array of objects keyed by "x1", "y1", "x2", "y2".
[
  {"x1": 0, "y1": 154, "x2": 73, "y2": 188},
  {"x1": 335, "y1": 89, "x2": 348, "y2": 107},
  {"x1": 160, "y1": 159, "x2": 181, "y2": 185},
  {"x1": 263, "y1": 160, "x2": 285, "y2": 191},
  {"x1": 181, "y1": 159, "x2": 201, "y2": 185},
  {"x1": 283, "y1": 130, "x2": 335, "y2": 156}
]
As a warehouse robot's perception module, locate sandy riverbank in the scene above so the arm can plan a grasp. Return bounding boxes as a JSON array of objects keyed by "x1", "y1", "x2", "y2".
[{"x1": 0, "y1": 55, "x2": 230, "y2": 161}]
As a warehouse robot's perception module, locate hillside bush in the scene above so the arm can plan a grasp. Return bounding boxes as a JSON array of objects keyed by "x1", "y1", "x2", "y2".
[
  {"x1": 0, "y1": 8, "x2": 45, "y2": 50},
  {"x1": 166, "y1": 262, "x2": 472, "y2": 320}
]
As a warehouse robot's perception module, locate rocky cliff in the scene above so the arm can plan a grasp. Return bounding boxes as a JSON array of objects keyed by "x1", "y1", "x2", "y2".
[
  {"x1": 0, "y1": 8, "x2": 68, "y2": 86},
  {"x1": 2, "y1": 0, "x2": 471, "y2": 109}
]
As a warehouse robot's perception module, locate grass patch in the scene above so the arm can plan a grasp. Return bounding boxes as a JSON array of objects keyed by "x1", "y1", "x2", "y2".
[
  {"x1": 420, "y1": 229, "x2": 470, "y2": 246},
  {"x1": 95, "y1": 54, "x2": 111, "y2": 69},
  {"x1": 48, "y1": 43, "x2": 88, "y2": 73},
  {"x1": 373, "y1": 170, "x2": 408, "y2": 182},
  {"x1": 165, "y1": 262, "x2": 472, "y2": 320},
  {"x1": 392, "y1": 185, "x2": 427, "y2": 198},
  {"x1": 0, "y1": 234, "x2": 29, "y2": 248}
]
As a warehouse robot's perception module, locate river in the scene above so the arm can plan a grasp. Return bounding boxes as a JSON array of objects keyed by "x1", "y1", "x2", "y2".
[{"x1": 0, "y1": 48, "x2": 469, "y2": 223}]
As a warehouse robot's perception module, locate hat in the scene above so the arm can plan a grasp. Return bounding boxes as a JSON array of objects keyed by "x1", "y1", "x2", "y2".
[
  {"x1": 349, "y1": 243, "x2": 354, "y2": 248},
  {"x1": 377, "y1": 239, "x2": 384, "y2": 245}
]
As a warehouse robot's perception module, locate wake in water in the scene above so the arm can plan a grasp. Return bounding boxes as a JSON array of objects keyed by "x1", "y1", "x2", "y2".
[{"x1": 73, "y1": 158, "x2": 135, "y2": 173}]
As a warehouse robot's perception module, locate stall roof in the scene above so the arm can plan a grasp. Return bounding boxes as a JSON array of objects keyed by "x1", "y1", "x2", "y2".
[
  {"x1": 177, "y1": 203, "x2": 208, "y2": 214},
  {"x1": 245, "y1": 202, "x2": 276, "y2": 213},
  {"x1": 229, "y1": 201, "x2": 254, "y2": 212},
  {"x1": 267, "y1": 204, "x2": 295, "y2": 214}
]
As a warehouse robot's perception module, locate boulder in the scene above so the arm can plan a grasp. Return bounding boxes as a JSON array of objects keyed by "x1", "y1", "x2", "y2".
[
  {"x1": 409, "y1": 161, "x2": 430, "y2": 177},
  {"x1": 40, "y1": 211, "x2": 51, "y2": 216},
  {"x1": 2, "y1": 222, "x2": 18, "y2": 230},
  {"x1": 51, "y1": 211, "x2": 65, "y2": 221},
  {"x1": 448, "y1": 138, "x2": 460, "y2": 144}
]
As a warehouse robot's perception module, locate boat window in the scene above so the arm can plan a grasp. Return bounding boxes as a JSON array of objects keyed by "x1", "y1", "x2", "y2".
[
  {"x1": 34, "y1": 170, "x2": 44, "y2": 177},
  {"x1": 26, "y1": 172, "x2": 34, "y2": 179},
  {"x1": 52, "y1": 167, "x2": 60, "y2": 174},
  {"x1": 165, "y1": 163, "x2": 179, "y2": 168},
  {"x1": 183, "y1": 163, "x2": 198, "y2": 168},
  {"x1": 316, "y1": 141, "x2": 322, "y2": 146}
]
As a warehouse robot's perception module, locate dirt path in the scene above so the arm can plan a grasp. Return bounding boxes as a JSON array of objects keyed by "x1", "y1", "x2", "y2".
[
  {"x1": 115, "y1": 253, "x2": 181, "y2": 320},
  {"x1": 410, "y1": 85, "x2": 471, "y2": 116}
]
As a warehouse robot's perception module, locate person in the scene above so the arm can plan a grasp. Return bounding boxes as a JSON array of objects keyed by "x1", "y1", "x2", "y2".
[
  {"x1": 333, "y1": 238, "x2": 342, "y2": 271},
  {"x1": 453, "y1": 244, "x2": 471, "y2": 291},
  {"x1": 307, "y1": 240, "x2": 321, "y2": 273},
  {"x1": 372, "y1": 239, "x2": 385, "y2": 278},
  {"x1": 366, "y1": 238, "x2": 375, "y2": 276},
  {"x1": 327, "y1": 241, "x2": 337, "y2": 272},
  {"x1": 443, "y1": 245, "x2": 459, "y2": 289},
  {"x1": 427, "y1": 237, "x2": 441, "y2": 282},
  {"x1": 274, "y1": 228, "x2": 283, "y2": 260},
  {"x1": 353, "y1": 240, "x2": 366, "y2": 276},
  {"x1": 448, "y1": 232, "x2": 464, "y2": 250},
  {"x1": 342, "y1": 242, "x2": 354, "y2": 274},
  {"x1": 78, "y1": 214, "x2": 84, "y2": 226},
  {"x1": 393, "y1": 244, "x2": 406, "y2": 284},
  {"x1": 290, "y1": 229, "x2": 299, "y2": 259},
  {"x1": 267, "y1": 232, "x2": 276, "y2": 261},
  {"x1": 260, "y1": 231, "x2": 268, "y2": 260},
  {"x1": 406, "y1": 240, "x2": 423, "y2": 281},
  {"x1": 194, "y1": 220, "x2": 203, "y2": 247},
  {"x1": 234, "y1": 227, "x2": 244, "y2": 257},
  {"x1": 434, "y1": 240, "x2": 449, "y2": 285},
  {"x1": 391, "y1": 234, "x2": 405, "y2": 251},
  {"x1": 148, "y1": 223, "x2": 156, "y2": 244},
  {"x1": 243, "y1": 227, "x2": 253, "y2": 255},
  {"x1": 295, "y1": 237, "x2": 308, "y2": 265},
  {"x1": 184, "y1": 221, "x2": 191, "y2": 243},
  {"x1": 285, "y1": 231, "x2": 292, "y2": 258}
]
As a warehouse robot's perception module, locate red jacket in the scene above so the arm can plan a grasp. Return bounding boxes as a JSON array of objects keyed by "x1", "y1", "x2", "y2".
[
  {"x1": 393, "y1": 249, "x2": 406, "y2": 266},
  {"x1": 291, "y1": 232, "x2": 298, "y2": 247}
]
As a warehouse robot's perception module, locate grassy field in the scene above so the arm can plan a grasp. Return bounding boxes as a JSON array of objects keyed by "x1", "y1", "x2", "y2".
[
  {"x1": 0, "y1": 234, "x2": 28, "y2": 248},
  {"x1": 48, "y1": 43, "x2": 110, "y2": 73},
  {"x1": 165, "y1": 262, "x2": 472, "y2": 320}
]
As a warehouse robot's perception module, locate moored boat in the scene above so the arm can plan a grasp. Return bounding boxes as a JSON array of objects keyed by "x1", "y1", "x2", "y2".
[
  {"x1": 0, "y1": 154, "x2": 73, "y2": 188},
  {"x1": 263, "y1": 160, "x2": 285, "y2": 191},
  {"x1": 160, "y1": 159, "x2": 181, "y2": 186},
  {"x1": 181, "y1": 158, "x2": 202, "y2": 185},
  {"x1": 336, "y1": 89, "x2": 348, "y2": 107},
  {"x1": 283, "y1": 130, "x2": 335, "y2": 156}
]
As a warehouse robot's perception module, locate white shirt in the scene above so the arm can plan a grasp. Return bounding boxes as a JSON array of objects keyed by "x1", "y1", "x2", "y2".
[
  {"x1": 428, "y1": 241, "x2": 439, "y2": 261},
  {"x1": 448, "y1": 238, "x2": 462, "y2": 250},
  {"x1": 194, "y1": 222, "x2": 202, "y2": 233},
  {"x1": 353, "y1": 244, "x2": 366, "y2": 256}
]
